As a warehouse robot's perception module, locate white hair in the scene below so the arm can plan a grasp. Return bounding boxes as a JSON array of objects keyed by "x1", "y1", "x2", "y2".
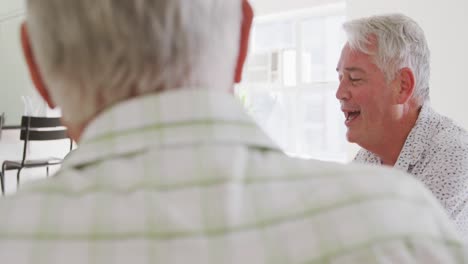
[
  {"x1": 26, "y1": 0, "x2": 242, "y2": 125},
  {"x1": 343, "y1": 14, "x2": 431, "y2": 103}
]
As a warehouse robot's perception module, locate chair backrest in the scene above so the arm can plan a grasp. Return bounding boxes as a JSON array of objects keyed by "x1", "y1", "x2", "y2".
[
  {"x1": 20, "y1": 116, "x2": 68, "y2": 141},
  {"x1": 19, "y1": 116, "x2": 73, "y2": 166}
]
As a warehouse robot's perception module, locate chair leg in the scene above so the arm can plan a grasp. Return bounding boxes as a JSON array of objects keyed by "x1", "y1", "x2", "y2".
[
  {"x1": 1, "y1": 163, "x2": 6, "y2": 196},
  {"x1": 46, "y1": 166, "x2": 49, "y2": 177},
  {"x1": 16, "y1": 168, "x2": 23, "y2": 189},
  {"x1": 0, "y1": 171, "x2": 4, "y2": 196}
]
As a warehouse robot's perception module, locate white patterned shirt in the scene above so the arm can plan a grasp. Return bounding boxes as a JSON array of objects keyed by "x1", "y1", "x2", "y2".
[
  {"x1": 0, "y1": 90, "x2": 467, "y2": 263},
  {"x1": 355, "y1": 103, "x2": 468, "y2": 240}
]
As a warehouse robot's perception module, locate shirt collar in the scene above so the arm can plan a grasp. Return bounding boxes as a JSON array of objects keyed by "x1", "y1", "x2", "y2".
[
  {"x1": 394, "y1": 103, "x2": 440, "y2": 171},
  {"x1": 61, "y1": 89, "x2": 280, "y2": 171}
]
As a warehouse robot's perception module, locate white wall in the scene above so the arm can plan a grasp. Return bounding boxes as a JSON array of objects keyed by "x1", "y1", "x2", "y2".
[
  {"x1": 0, "y1": 0, "x2": 23, "y2": 17},
  {"x1": 0, "y1": 1, "x2": 69, "y2": 195},
  {"x1": 347, "y1": 0, "x2": 468, "y2": 129},
  {"x1": 0, "y1": 0, "x2": 38, "y2": 125}
]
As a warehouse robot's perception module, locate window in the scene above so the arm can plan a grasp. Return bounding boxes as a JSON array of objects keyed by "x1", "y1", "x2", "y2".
[{"x1": 236, "y1": 3, "x2": 347, "y2": 162}]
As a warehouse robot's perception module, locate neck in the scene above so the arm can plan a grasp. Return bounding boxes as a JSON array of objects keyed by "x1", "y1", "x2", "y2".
[
  {"x1": 366, "y1": 101, "x2": 422, "y2": 166},
  {"x1": 62, "y1": 118, "x2": 89, "y2": 143}
]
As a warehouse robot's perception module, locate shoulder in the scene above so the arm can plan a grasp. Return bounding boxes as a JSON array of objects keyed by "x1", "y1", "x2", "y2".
[
  {"x1": 250, "y1": 150, "x2": 434, "y2": 199},
  {"x1": 249, "y1": 153, "x2": 462, "y2": 242},
  {"x1": 429, "y1": 109, "x2": 468, "y2": 150},
  {"x1": 428, "y1": 121, "x2": 468, "y2": 166},
  {"x1": 414, "y1": 115, "x2": 468, "y2": 188},
  {"x1": 415, "y1": 107, "x2": 468, "y2": 168}
]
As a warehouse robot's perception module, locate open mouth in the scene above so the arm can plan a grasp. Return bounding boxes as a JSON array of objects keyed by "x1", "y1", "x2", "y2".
[{"x1": 344, "y1": 111, "x2": 361, "y2": 123}]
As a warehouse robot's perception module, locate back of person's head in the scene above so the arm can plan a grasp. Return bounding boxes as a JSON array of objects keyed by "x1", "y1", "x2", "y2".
[
  {"x1": 25, "y1": 0, "x2": 243, "y2": 126},
  {"x1": 343, "y1": 14, "x2": 431, "y2": 103}
]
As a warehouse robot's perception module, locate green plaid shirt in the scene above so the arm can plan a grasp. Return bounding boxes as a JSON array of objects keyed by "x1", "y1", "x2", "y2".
[{"x1": 0, "y1": 89, "x2": 466, "y2": 263}]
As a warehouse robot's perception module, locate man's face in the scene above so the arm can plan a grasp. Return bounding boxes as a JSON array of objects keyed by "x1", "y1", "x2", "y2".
[{"x1": 336, "y1": 43, "x2": 398, "y2": 148}]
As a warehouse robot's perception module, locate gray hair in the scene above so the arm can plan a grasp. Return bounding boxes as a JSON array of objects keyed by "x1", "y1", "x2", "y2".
[
  {"x1": 26, "y1": 0, "x2": 242, "y2": 125},
  {"x1": 343, "y1": 14, "x2": 430, "y2": 103}
]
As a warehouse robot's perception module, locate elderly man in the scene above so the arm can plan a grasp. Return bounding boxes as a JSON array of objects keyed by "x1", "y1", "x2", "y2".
[
  {"x1": 336, "y1": 14, "x2": 468, "y2": 239},
  {"x1": 0, "y1": 1, "x2": 466, "y2": 263}
]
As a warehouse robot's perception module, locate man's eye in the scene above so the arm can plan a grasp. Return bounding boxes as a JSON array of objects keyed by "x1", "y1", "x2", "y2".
[{"x1": 350, "y1": 77, "x2": 362, "y2": 82}]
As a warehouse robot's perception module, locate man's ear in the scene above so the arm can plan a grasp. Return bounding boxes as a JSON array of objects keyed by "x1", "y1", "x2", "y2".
[
  {"x1": 234, "y1": 0, "x2": 253, "y2": 83},
  {"x1": 20, "y1": 22, "x2": 56, "y2": 108},
  {"x1": 395, "y1": 67, "x2": 415, "y2": 104}
]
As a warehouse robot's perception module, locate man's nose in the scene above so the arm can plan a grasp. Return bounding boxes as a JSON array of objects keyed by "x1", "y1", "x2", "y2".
[{"x1": 336, "y1": 81, "x2": 350, "y2": 101}]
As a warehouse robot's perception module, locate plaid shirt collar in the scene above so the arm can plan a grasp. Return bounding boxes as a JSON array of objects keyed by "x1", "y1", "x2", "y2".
[{"x1": 61, "y1": 89, "x2": 280, "y2": 171}]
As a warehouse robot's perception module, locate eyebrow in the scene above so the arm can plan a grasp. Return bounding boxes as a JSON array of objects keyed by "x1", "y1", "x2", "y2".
[{"x1": 335, "y1": 67, "x2": 366, "y2": 73}]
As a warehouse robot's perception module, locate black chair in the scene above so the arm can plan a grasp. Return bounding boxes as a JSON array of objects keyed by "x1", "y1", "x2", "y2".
[{"x1": 0, "y1": 116, "x2": 73, "y2": 195}]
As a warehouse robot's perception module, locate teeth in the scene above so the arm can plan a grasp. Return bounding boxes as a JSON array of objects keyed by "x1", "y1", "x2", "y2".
[{"x1": 346, "y1": 111, "x2": 360, "y2": 121}]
